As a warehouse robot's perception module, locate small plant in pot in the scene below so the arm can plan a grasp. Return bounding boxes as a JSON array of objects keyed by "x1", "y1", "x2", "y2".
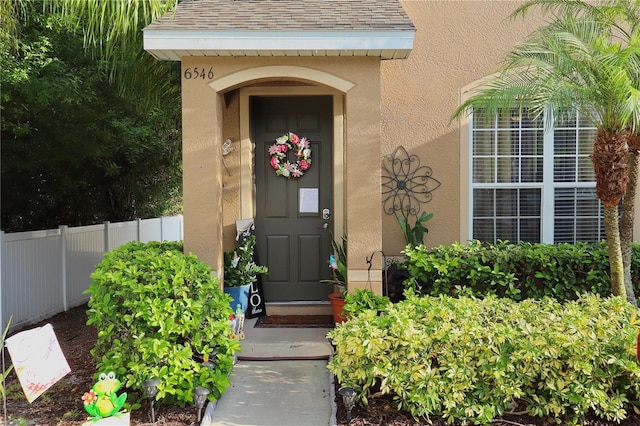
[
  {"x1": 323, "y1": 236, "x2": 348, "y2": 323},
  {"x1": 223, "y1": 235, "x2": 268, "y2": 313}
]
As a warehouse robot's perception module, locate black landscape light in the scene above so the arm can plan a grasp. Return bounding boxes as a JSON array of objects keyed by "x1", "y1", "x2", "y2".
[
  {"x1": 142, "y1": 378, "x2": 161, "y2": 423},
  {"x1": 338, "y1": 387, "x2": 357, "y2": 423},
  {"x1": 193, "y1": 386, "x2": 210, "y2": 425}
]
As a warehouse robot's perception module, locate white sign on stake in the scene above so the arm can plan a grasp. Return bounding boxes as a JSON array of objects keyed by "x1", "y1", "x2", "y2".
[{"x1": 5, "y1": 323, "x2": 70, "y2": 403}]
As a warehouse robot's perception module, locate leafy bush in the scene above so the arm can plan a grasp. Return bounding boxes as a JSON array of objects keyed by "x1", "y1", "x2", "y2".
[
  {"x1": 343, "y1": 289, "x2": 391, "y2": 318},
  {"x1": 223, "y1": 235, "x2": 268, "y2": 287},
  {"x1": 328, "y1": 293, "x2": 640, "y2": 425},
  {"x1": 86, "y1": 241, "x2": 241, "y2": 407},
  {"x1": 403, "y1": 241, "x2": 640, "y2": 301}
]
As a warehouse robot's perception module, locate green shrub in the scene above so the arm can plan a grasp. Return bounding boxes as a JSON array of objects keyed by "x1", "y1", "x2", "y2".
[
  {"x1": 86, "y1": 241, "x2": 241, "y2": 407},
  {"x1": 343, "y1": 289, "x2": 391, "y2": 318},
  {"x1": 328, "y1": 293, "x2": 640, "y2": 425},
  {"x1": 403, "y1": 241, "x2": 640, "y2": 301}
]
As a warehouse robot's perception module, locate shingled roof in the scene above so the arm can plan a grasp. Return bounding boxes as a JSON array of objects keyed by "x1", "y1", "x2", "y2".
[{"x1": 143, "y1": 0, "x2": 415, "y2": 60}]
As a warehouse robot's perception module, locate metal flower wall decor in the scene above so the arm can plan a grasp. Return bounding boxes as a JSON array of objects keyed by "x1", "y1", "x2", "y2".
[{"x1": 381, "y1": 146, "x2": 441, "y2": 215}]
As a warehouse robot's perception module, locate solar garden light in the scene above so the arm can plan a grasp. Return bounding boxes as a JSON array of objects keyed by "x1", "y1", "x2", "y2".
[
  {"x1": 338, "y1": 387, "x2": 357, "y2": 423},
  {"x1": 142, "y1": 378, "x2": 161, "y2": 423},
  {"x1": 193, "y1": 386, "x2": 210, "y2": 425}
]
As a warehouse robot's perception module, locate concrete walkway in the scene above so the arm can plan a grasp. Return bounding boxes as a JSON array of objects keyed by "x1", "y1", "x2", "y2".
[{"x1": 202, "y1": 316, "x2": 336, "y2": 426}]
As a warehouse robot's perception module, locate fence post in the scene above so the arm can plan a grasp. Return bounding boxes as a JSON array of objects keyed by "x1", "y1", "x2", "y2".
[
  {"x1": 160, "y1": 216, "x2": 165, "y2": 241},
  {"x1": 60, "y1": 225, "x2": 68, "y2": 311},
  {"x1": 103, "y1": 221, "x2": 110, "y2": 254},
  {"x1": 136, "y1": 218, "x2": 141, "y2": 242}
]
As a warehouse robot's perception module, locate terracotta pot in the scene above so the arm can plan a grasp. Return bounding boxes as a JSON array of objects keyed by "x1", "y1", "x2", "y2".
[{"x1": 328, "y1": 292, "x2": 347, "y2": 323}]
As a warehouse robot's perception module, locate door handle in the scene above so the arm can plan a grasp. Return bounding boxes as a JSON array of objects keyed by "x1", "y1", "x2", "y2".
[{"x1": 322, "y1": 208, "x2": 331, "y2": 220}]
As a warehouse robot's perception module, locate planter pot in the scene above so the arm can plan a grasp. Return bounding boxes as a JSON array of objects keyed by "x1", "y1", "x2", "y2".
[
  {"x1": 82, "y1": 412, "x2": 130, "y2": 426},
  {"x1": 224, "y1": 284, "x2": 251, "y2": 313},
  {"x1": 328, "y1": 292, "x2": 347, "y2": 323}
]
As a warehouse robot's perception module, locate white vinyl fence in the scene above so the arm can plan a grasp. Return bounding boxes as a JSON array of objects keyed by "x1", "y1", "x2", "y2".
[{"x1": 1, "y1": 215, "x2": 183, "y2": 332}]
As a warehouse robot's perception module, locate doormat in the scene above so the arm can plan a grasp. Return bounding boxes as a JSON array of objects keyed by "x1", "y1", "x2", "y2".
[{"x1": 254, "y1": 315, "x2": 334, "y2": 328}]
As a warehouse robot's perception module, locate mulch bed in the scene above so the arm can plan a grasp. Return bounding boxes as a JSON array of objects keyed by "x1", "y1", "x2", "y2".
[{"x1": 4, "y1": 305, "x2": 640, "y2": 425}]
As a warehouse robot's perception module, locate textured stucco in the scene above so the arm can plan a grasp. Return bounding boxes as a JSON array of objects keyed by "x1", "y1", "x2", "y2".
[{"x1": 381, "y1": 0, "x2": 546, "y2": 255}]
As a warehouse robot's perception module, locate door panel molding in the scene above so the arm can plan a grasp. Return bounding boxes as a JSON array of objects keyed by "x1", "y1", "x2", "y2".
[{"x1": 239, "y1": 87, "x2": 345, "y2": 244}]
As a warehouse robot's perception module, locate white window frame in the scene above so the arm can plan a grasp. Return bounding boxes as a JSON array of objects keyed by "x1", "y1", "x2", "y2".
[{"x1": 460, "y1": 103, "x2": 602, "y2": 244}]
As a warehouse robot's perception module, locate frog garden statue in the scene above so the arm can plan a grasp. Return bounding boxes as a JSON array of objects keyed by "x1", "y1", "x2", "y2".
[{"x1": 82, "y1": 371, "x2": 127, "y2": 421}]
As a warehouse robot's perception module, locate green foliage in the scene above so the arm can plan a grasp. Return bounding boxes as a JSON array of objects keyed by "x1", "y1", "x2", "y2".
[
  {"x1": 0, "y1": 317, "x2": 14, "y2": 400},
  {"x1": 396, "y1": 209, "x2": 433, "y2": 248},
  {"x1": 223, "y1": 235, "x2": 268, "y2": 287},
  {"x1": 342, "y1": 289, "x2": 391, "y2": 318},
  {"x1": 0, "y1": 2, "x2": 182, "y2": 232},
  {"x1": 403, "y1": 241, "x2": 640, "y2": 301},
  {"x1": 86, "y1": 241, "x2": 240, "y2": 407},
  {"x1": 322, "y1": 236, "x2": 348, "y2": 292},
  {"x1": 328, "y1": 293, "x2": 640, "y2": 425}
]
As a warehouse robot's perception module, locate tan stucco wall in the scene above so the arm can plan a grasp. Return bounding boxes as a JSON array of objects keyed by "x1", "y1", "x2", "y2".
[
  {"x1": 181, "y1": 56, "x2": 383, "y2": 292},
  {"x1": 381, "y1": 1, "x2": 546, "y2": 255}
]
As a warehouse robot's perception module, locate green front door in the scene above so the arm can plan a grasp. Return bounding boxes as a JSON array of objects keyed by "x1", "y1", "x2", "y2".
[{"x1": 252, "y1": 96, "x2": 334, "y2": 301}]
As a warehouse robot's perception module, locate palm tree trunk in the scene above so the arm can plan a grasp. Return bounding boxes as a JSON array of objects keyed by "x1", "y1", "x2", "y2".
[
  {"x1": 605, "y1": 204, "x2": 626, "y2": 299},
  {"x1": 592, "y1": 128, "x2": 629, "y2": 299},
  {"x1": 621, "y1": 132, "x2": 640, "y2": 305}
]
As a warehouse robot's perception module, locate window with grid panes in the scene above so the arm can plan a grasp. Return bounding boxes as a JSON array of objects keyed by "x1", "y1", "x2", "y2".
[{"x1": 470, "y1": 108, "x2": 604, "y2": 244}]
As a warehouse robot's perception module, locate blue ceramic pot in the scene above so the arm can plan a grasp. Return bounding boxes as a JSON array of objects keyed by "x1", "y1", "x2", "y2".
[{"x1": 223, "y1": 284, "x2": 251, "y2": 313}]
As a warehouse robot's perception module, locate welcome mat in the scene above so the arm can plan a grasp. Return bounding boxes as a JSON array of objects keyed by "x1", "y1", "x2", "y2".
[{"x1": 254, "y1": 315, "x2": 334, "y2": 328}]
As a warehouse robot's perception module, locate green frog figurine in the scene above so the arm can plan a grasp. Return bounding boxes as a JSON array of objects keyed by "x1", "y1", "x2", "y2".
[{"x1": 82, "y1": 371, "x2": 127, "y2": 420}]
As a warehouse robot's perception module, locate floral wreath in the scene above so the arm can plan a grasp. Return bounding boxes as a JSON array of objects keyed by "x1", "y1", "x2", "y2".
[{"x1": 268, "y1": 132, "x2": 312, "y2": 178}]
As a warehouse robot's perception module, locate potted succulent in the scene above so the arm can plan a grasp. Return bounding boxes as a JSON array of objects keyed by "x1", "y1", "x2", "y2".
[
  {"x1": 223, "y1": 235, "x2": 268, "y2": 313},
  {"x1": 324, "y1": 236, "x2": 348, "y2": 323}
]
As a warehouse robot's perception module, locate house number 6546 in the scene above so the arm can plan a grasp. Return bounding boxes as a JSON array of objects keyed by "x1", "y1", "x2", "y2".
[{"x1": 183, "y1": 67, "x2": 214, "y2": 80}]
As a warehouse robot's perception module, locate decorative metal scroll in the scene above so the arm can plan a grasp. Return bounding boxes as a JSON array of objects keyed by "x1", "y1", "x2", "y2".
[{"x1": 381, "y1": 146, "x2": 441, "y2": 215}]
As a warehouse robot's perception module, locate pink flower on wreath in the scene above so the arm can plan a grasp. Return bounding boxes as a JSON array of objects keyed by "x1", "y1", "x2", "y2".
[
  {"x1": 291, "y1": 169, "x2": 303, "y2": 178},
  {"x1": 284, "y1": 162, "x2": 295, "y2": 172},
  {"x1": 299, "y1": 160, "x2": 310, "y2": 171},
  {"x1": 268, "y1": 144, "x2": 280, "y2": 156},
  {"x1": 270, "y1": 157, "x2": 279, "y2": 169},
  {"x1": 278, "y1": 144, "x2": 289, "y2": 153},
  {"x1": 290, "y1": 133, "x2": 300, "y2": 144},
  {"x1": 82, "y1": 389, "x2": 97, "y2": 405},
  {"x1": 299, "y1": 138, "x2": 310, "y2": 149}
]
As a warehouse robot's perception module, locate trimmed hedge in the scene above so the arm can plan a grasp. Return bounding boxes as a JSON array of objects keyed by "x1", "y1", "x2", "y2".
[
  {"x1": 328, "y1": 293, "x2": 640, "y2": 425},
  {"x1": 86, "y1": 241, "x2": 240, "y2": 407},
  {"x1": 403, "y1": 241, "x2": 640, "y2": 301}
]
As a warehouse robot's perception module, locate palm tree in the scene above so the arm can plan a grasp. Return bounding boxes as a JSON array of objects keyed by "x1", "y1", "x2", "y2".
[
  {"x1": 48, "y1": 0, "x2": 180, "y2": 106},
  {"x1": 512, "y1": 0, "x2": 640, "y2": 303},
  {"x1": 452, "y1": 15, "x2": 640, "y2": 303}
]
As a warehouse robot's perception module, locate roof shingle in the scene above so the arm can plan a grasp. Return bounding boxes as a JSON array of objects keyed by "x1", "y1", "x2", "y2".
[{"x1": 145, "y1": 0, "x2": 415, "y2": 32}]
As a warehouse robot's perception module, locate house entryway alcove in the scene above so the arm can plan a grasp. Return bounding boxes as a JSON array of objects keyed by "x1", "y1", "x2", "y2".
[{"x1": 142, "y1": 0, "x2": 416, "y2": 308}]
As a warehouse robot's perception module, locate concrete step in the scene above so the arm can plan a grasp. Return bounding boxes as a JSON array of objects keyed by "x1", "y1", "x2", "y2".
[{"x1": 265, "y1": 301, "x2": 332, "y2": 316}]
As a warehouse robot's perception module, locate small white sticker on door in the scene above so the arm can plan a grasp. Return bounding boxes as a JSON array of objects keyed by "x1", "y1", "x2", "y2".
[{"x1": 299, "y1": 188, "x2": 319, "y2": 213}]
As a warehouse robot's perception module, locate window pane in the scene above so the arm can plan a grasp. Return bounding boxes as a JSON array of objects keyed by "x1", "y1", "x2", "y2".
[
  {"x1": 473, "y1": 189, "x2": 494, "y2": 217},
  {"x1": 496, "y1": 189, "x2": 517, "y2": 217},
  {"x1": 497, "y1": 157, "x2": 518, "y2": 183},
  {"x1": 578, "y1": 157, "x2": 594, "y2": 182},
  {"x1": 554, "y1": 156, "x2": 576, "y2": 182},
  {"x1": 473, "y1": 219, "x2": 495, "y2": 242},
  {"x1": 473, "y1": 131, "x2": 495, "y2": 155},
  {"x1": 520, "y1": 189, "x2": 541, "y2": 215},
  {"x1": 520, "y1": 218, "x2": 541, "y2": 243},
  {"x1": 473, "y1": 158, "x2": 494, "y2": 183},
  {"x1": 496, "y1": 219, "x2": 517, "y2": 242},
  {"x1": 473, "y1": 108, "x2": 494, "y2": 129},
  {"x1": 554, "y1": 187, "x2": 603, "y2": 243},
  {"x1": 521, "y1": 157, "x2": 542, "y2": 182}
]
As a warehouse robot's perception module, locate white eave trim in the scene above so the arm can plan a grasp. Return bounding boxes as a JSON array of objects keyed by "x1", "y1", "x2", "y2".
[{"x1": 143, "y1": 29, "x2": 415, "y2": 60}]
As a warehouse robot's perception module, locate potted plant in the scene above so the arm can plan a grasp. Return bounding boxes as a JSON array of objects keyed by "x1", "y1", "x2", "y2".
[
  {"x1": 324, "y1": 236, "x2": 348, "y2": 323},
  {"x1": 223, "y1": 235, "x2": 268, "y2": 313}
]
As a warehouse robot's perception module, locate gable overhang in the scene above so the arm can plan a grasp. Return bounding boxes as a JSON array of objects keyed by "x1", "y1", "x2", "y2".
[{"x1": 143, "y1": 30, "x2": 415, "y2": 60}]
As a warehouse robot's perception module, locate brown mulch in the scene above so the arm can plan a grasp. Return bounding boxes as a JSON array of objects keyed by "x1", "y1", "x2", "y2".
[{"x1": 3, "y1": 305, "x2": 640, "y2": 425}]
